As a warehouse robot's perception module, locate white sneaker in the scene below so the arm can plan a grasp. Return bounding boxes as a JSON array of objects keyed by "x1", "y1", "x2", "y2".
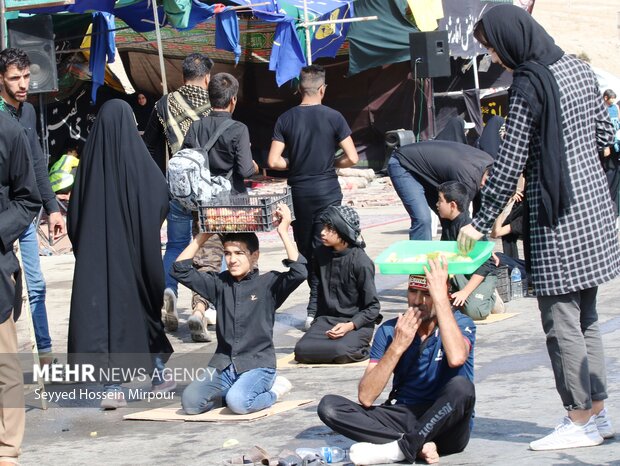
[
  {"x1": 595, "y1": 408, "x2": 615, "y2": 439},
  {"x1": 100, "y1": 390, "x2": 127, "y2": 410},
  {"x1": 304, "y1": 316, "x2": 314, "y2": 331},
  {"x1": 204, "y1": 306, "x2": 217, "y2": 326},
  {"x1": 491, "y1": 289, "x2": 505, "y2": 314},
  {"x1": 162, "y1": 288, "x2": 178, "y2": 332},
  {"x1": 349, "y1": 440, "x2": 405, "y2": 465},
  {"x1": 270, "y1": 376, "x2": 292, "y2": 401},
  {"x1": 529, "y1": 416, "x2": 604, "y2": 451}
]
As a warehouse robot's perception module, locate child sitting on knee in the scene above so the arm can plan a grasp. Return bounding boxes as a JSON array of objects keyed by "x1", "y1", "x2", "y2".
[
  {"x1": 437, "y1": 181, "x2": 503, "y2": 320},
  {"x1": 171, "y1": 204, "x2": 306, "y2": 414},
  {"x1": 294, "y1": 205, "x2": 381, "y2": 364}
]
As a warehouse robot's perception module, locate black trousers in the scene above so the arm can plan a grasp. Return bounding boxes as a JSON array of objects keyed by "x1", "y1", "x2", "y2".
[
  {"x1": 291, "y1": 188, "x2": 342, "y2": 283},
  {"x1": 294, "y1": 316, "x2": 373, "y2": 364},
  {"x1": 317, "y1": 376, "x2": 475, "y2": 462}
]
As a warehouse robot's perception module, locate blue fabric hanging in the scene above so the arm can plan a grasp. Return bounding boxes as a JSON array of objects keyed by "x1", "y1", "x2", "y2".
[
  {"x1": 270, "y1": 19, "x2": 306, "y2": 86},
  {"x1": 215, "y1": 9, "x2": 241, "y2": 64},
  {"x1": 89, "y1": 12, "x2": 116, "y2": 103}
]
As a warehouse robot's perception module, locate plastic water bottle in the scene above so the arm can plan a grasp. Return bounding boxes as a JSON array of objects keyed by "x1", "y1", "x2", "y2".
[
  {"x1": 295, "y1": 447, "x2": 347, "y2": 463},
  {"x1": 510, "y1": 267, "x2": 522, "y2": 300}
]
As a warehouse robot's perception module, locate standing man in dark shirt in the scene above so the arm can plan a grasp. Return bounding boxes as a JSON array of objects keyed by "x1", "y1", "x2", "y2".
[
  {"x1": 171, "y1": 204, "x2": 306, "y2": 415},
  {"x1": 267, "y1": 65, "x2": 359, "y2": 329},
  {"x1": 0, "y1": 48, "x2": 65, "y2": 365},
  {"x1": 180, "y1": 72, "x2": 258, "y2": 341},
  {"x1": 0, "y1": 110, "x2": 41, "y2": 465},
  {"x1": 387, "y1": 140, "x2": 493, "y2": 240},
  {"x1": 143, "y1": 53, "x2": 213, "y2": 333}
]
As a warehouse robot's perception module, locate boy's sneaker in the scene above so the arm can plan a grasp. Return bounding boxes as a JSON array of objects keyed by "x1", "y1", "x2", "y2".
[
  {"x1": 529, "y1": 416, "x2": 604, "y2": 451},
  {"x1": 595, "y1": 408, "x2": 615, "y2": 439},
  {"x1": 187, "y1": 313, "x2": 211, "y2": 343},
  {"x1": 162, "y1": 288, "x2": 178, "y2": 332},
  {"x1": 151, "y1": 378, "x2": 177, "y2": 394},
  {"x1": 204, "y1": 306, "x2": 217, "y2": 326},
  {"x1": 271, "y1": 376, "x2": 292, "y2": 401},
  {"x1": 100, "y1": 390, "x2": 127, "y2": 410}
]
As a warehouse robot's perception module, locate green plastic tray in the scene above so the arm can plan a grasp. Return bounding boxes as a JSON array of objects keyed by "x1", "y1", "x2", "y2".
[{"x1": 375, "y1": 240, "x2": 494, "y2": 275}]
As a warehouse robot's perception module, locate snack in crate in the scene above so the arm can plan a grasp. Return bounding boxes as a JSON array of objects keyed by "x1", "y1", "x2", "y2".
[
  {"x1": 204, "y1": 207, "x2": 262, "y2": 231},
  {"x1": 385, "y1": 251, "x2": 473, "y2": 263},
  {"x1": 199, "y1": 188, "x2": 293, "y2": 233}
]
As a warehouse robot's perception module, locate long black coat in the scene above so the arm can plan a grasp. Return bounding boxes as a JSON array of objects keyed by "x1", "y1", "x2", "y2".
[{"x1": 67, "y1": 100, "x2": 172, "y2": 372}]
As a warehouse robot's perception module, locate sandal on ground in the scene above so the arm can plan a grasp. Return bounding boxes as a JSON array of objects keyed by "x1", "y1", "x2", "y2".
[{"x1": 224, "y1": 446, "x2": 273, "y2": 465}]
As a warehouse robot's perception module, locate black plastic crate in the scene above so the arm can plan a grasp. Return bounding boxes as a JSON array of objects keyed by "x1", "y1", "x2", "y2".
[
  {"x1": 198, "y1": 188, "x2": 295, "y2": 233},
  {"x1": 496, "y1": 265, "x2": 510, "y2": 303}
]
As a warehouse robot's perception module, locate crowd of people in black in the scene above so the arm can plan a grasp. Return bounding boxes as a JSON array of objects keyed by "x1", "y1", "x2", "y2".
[{"x1": 1, "y1": 5, "x2": 620, "y2": 465}]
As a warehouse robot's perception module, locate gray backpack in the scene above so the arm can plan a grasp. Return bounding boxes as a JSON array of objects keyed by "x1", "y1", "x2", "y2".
[{"x1": 167, "y1": 119, "x2": 235, "y2": 211}]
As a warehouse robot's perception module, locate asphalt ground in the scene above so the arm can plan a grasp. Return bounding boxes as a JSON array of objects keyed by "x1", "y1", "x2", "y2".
[{"x1": 15, "y1": 204, "x2": 620, "y2": 466}]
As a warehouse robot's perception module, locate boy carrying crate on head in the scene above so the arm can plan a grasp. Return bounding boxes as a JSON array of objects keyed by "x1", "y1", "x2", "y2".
[
  {"x1": 171, "y1": 203, "x2": 306, "y2": 415},
  {"x1": 436, "y1": 181, "x2": 504, "y2": 320}
]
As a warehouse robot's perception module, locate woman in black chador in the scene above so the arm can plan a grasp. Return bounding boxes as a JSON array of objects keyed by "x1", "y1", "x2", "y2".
[{"x1": 67, "y1": 99, "x2": 173, "y2": 409}]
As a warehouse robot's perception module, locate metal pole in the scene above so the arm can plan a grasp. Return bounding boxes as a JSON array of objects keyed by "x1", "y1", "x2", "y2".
[
  {"x1": 302, "y1": 0, "x2": 312, "y2": 65},
  {"x1": 303, "y1": 16, "x2": 378, "y2": 27},
  {"x1": 430, "y1": 78, "x2": 436, "y2": 139},
  {"x1": 473, "y1": 56, "x2": 480, "y2": 91},
  {"x1": 0, "y1": 0, "x2": 6, "y2": 49},
  {"x1": 151, "y1": 0, "x2": 168, "y2": 94},
  {"x1": 15, "y1": 244, "x2": 47, "y2": 410},
  {"x1": 38, "y1": 94, "x2": 49, "y2": 160}
]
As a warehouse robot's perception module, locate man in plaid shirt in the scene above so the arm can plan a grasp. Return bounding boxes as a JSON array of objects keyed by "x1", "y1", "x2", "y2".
[{"x1": 459, "y1": 5, "x2": 619, "y2": 451}]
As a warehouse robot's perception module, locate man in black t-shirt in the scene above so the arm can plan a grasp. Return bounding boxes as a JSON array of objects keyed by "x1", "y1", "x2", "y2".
[
  {"x1": 387, "y1": 140, "x2": 493, "y2": 241},
  {"x1": 267, "y1": 65, "x2": 359, "y2": 329}
]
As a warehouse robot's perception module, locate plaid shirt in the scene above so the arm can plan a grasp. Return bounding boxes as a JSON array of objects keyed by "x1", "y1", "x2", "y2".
[{"x1": 473, "y1": 55, "x2": 619, "y2": 296}]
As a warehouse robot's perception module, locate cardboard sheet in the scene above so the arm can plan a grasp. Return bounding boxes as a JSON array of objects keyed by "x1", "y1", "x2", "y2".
[{"x1": 123, "y1": 399, "x2": 313, "y2": 422}]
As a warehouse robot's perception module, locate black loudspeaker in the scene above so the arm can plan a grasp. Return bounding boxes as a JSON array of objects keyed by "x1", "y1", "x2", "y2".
[
  {"x1": 381, "y1": 129, "x2": 417, "y2": 172},
  {"x1": 7, "y1": 15, "x2": 58, "y2": 94},
  {"x1": 409, "y1": 31, "x2": 451, "y2": 78}
]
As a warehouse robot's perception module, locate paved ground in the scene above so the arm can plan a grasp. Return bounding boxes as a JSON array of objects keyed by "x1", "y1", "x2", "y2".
[{"x1": 15, "y1": 191, "x2": 620, "y2": 465}]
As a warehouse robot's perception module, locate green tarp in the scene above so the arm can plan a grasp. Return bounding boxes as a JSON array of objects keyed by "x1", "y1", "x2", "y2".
[{"x1": 347, "y1": 0, "x2": 417, "y2": 76}]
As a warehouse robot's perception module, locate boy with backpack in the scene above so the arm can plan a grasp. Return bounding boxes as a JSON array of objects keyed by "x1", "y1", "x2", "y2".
[
  {"x1": 171, "y1": 204, "x2": 306, "y2": 414},
  {"x1": 164, "y1": 72, "x2": 258, "y2": 341}
]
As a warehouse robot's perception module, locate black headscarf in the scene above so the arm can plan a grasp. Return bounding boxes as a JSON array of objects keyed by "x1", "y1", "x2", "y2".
[
  {"x1": 478, "y1": 115, "x2": 504, "y2": 159},
  {"x1": 133, "y1": 94, "x2": 152, "y2": 132},
  {"x1": 477, "y1": 4, "x2": 571, "y2": 228},
  {"x1": 435, "y1": 116, "x2": 467, "y2": 144},
  {"x1": 67, "y1": 99, "x2": 172, "y2": 372},
  {"x1": 319, "y1": 205, "x2": 365, "y2": 248}
]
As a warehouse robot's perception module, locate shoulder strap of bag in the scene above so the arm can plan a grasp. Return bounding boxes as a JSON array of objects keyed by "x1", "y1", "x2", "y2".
[{"x1": 200, "y1": 119, "x2": 236, "y2": 174}]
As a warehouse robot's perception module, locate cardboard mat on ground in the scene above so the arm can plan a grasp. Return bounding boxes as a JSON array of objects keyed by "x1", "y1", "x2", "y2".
[
  {"x1": 475, "y1": 313, "x2": 519, "y2": 325},
  {"x1": 277, "y1": 352, "x2": 368, "y2": 369},
  {"x1": 123, "y1": 399, "x2": 313, "y2": 422}
]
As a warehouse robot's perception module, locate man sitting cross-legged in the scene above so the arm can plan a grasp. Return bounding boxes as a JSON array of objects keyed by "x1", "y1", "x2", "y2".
[{"x1": 317, "y1": 257, "x2": 476, "y2": 464}]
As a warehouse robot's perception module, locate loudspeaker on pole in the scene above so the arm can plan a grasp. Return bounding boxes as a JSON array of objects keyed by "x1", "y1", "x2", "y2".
[
  {"x1": 409, "y1": 30, "x2": 451, "y2": 79},
  {"x1": 7, "y1": 15, "x2": 58, "y2": 94}
]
